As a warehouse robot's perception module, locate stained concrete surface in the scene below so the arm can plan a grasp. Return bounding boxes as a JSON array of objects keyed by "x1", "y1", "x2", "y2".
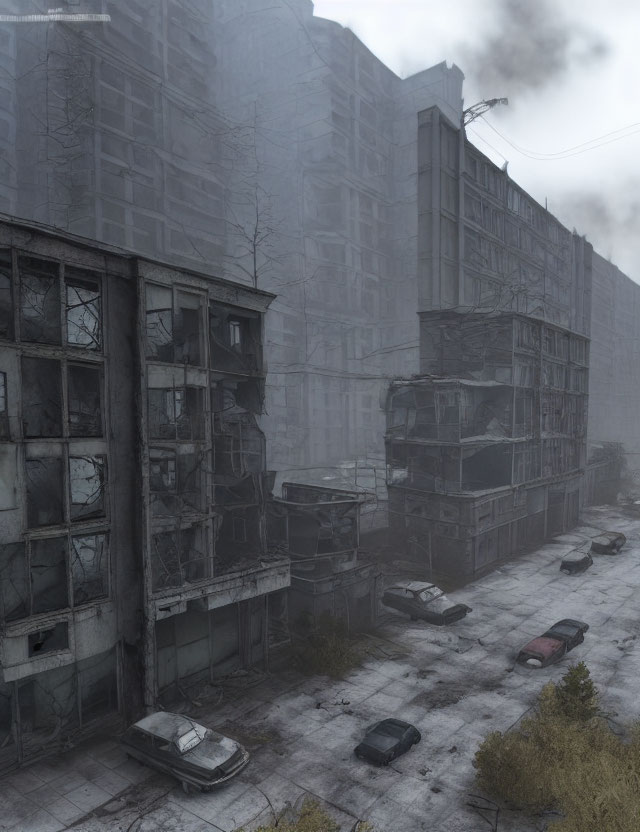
[{"x1": 2, "y1": 505, "x2": 640, "y2": 831}]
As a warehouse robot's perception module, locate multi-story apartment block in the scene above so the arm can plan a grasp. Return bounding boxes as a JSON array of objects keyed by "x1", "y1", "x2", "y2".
[
  {"x1": 385, "y1": 106, "x2": 593, "y2": 579},
  {"x1": 0, "y1": 215, "x2": 288, "y2": 770},
  {"x1": 268, "y1": 483, "x2": 378, "y2": 632}
]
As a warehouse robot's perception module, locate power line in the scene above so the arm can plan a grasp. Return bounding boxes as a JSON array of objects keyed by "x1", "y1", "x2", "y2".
[{"x1": 479, "y1": 116, "x2": 640, "y2": 161}]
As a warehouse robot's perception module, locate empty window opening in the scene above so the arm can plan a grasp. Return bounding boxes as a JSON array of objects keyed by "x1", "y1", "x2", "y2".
[
  {"x1": 66, "y1": 273, "x2": 101, "y2": 350},
  {"x1": 233, "y1": 517, "x2": 246, "y2": 542},
  {"x1": 30, "y1": 537, "x2": 68, "y2": 613},
  {"x1": 151, "y1": 526, "x2": 208, "y2": 590},
  {"x1": 69, "y1": 456, "x2": 106, "y2": 520},
  {"x1": 174, "y1": 292, "x2": 202, "y2": 365},
  {"x1": 21, "y1": 357, "x2": 62, "y2": 437},
  {"x1": 229, "y1": 320, "x2": 241, "y2": 348},
  {"x1": 0, "y1": 542, "x2": 28, "y2": 622},
  {"x1": 0, "y1": 249, "x2": 12, "y2": 339},
  {"x1": 68, "y1": 364, "x2": 102, "y2": 437},
  {"x1": 28, "y1": 623, "x2": 69, "y2": 657},
  {"x1": 19, "y1": 257, "x2": 61, "y2": 344},
  {"x1": 0, "y1": 371, "x2": 8, "y2": 439},
  {"x1": 145, "y1": 284, "x2": 173, "y2": 361},
  {"x1": 71, "y1": 533, "x2": 108, "y2": 605},
  {"x1": 148, "y1": 386, "x2": 205, "y2": 440},
  {"x1": 26, "y1": 458, "x2": 64, "y2": 527}
]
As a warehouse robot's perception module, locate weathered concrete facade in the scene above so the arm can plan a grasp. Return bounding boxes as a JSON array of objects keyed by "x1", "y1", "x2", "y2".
[
  {"x1": 268, "y1": 483, "x2": 379, "y2": 632},
  {"x1": 385, "y1": 107, "x2": 594, "y2": 580},
  {"x1": 0, "y1": 216, "x2": 289, "y2": 770}
]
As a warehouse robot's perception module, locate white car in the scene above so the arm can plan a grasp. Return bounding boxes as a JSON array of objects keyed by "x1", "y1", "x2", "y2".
[
  {"x1": 382, "y1": 581, "x2": 471, "y2": 625},
  {"x1": 122, "y1": 712, "x2": 249, "y2": 792}
]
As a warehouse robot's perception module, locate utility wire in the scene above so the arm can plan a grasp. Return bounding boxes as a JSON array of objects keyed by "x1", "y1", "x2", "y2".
[{"x1": 479, "y1": 115, "x2": 640, "y2": 161}]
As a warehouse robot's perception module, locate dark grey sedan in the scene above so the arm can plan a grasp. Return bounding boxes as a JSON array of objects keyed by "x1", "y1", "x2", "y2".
[
  {"x1": 122, "y1": 712, "x2": 249, "y2": 792},
  {"x1": 354, "y1": 719, "x2": 421, "y2": 765},
  {"x1": 590, "y1": 532, "x2": 626, "y2": 555}
]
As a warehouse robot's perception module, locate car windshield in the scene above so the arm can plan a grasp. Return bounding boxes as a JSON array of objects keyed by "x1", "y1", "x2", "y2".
[
  {"x1": 550, "y1": 623, "x2": 576, "y2": 638},
  {"x1": 374, "y1": 721, "x2": 405, "y2": 738},
  {"x1": 417, "y1": 587, "x2": 442, "y2": 602},
  {"x1": 175, "y1": 724, "x2": 207, "y2": 754}
]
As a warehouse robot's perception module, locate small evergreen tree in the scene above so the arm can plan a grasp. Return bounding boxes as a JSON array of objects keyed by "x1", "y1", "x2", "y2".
[{"x1": 555, "y1": 662, "x2": 599, "y2": 721}]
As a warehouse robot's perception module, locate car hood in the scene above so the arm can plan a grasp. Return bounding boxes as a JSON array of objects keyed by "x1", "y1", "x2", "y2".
[
  {"x1": 521, "y1": 636, "x2": 564, "y2": 659},
  {"x1": 422, "y1": 594, "x2": 462, "y2": 614},
  {"x1": 183, "y1": 735, "x2": 242, "y2": 771}
]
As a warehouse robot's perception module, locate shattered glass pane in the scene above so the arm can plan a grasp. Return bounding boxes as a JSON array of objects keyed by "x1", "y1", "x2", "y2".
[
  {"x1": 66, "y1": 276, "x2": 101, "y2": 349},
  {"x1": 31, "y1": 537, "x2": 68, "y2": 613},
  {"x1": 178, "y1": 453, "x2": 203, "y2": 511},
  {"x1": 21, "y1": 357, "x2": 63, "y2": 437},
  {"x1": 68, "y1": 364, "x2": 102, "y2": 437},
  {"x1": 179, "y1": 526, "x2": 207, "y2": 583},
  {"x1": 26, "y1": 458, "x2": 64, "y2": 527},
  {"x1": 148, "y1": 387, "x2": 204, "y2": 440},
  {"x1": 0, "y1": 249, "x2": 12, "y2": 339},
  {"x1": 0, "y1": 542, "x2": 28, "y2": 621},
  {"x1": 69, "y1": 456, "x2": 106, "y2": 521},
  {"x1": 151, "y1": 530, "x2": 181, "y2": 590},
  {"x1": 71, "y1": 533, "x2": 108, "y2": 605},
  {"x1": 18, "y1": 258, "x2": 61, "y2": 344},
  {"x1": 78, "y1": 649, "x2": 118, "y2": 723},
  {"x1": 145, "y1": 284, "x2": 173, "y2": 361}
]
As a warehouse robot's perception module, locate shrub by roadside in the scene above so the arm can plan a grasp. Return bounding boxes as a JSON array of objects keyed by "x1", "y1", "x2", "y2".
[
  {"x1": 246, "y1": 797, "x2": 372, "y2": 832},
  {"x1": 473, "y1": 662, "x2": 640, "y2": 832},
  {"x1": 292, "y1": 614, "x2": 361, "y2": 678}
]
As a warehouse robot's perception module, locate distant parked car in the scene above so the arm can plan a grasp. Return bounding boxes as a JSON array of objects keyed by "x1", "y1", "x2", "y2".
[
  {"x1": 517, "y1": 619, "x2": 589, "y2": 668},
  {"x1": 122, "y1": 712, "x2": 249, "y2": 792},
  {"x1": 382, "y1": 581, "x2": 471, "y2": 625},
  {"x1": 354, "y1": 718, "x2": 421, "y2": 765},
  {"x1": 590, "y1": 531, "x2": 626, "y2": 555},
  {"x1": 560, "y1": 551, "x2": 593, "y2": 575}
]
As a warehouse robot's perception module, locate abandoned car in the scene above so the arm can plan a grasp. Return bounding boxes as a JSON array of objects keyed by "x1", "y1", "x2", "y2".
[
  {"x1": 354, "y1": 718, "x2": 421, "y2": 765},
  {"x1": 516, "y1": 619, "x2": 589, "y2": 668},
  {"x1": 382, "y1": 581, "x2": 471, "y2": 625},
  {"x1": 590, "y1": 531, "x2": 626, "y2": 555},
  {"x1": 560, "y1": 551, "x2": 593, "y2": 575},
  {"x1": 121, "y1": 712, "x2": 249, "y2": 792}
]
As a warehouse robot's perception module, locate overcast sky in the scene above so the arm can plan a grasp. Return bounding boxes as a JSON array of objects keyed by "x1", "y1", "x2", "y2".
[{"x1": 314, "y1": 0, "x2": 640, "y2": 282}]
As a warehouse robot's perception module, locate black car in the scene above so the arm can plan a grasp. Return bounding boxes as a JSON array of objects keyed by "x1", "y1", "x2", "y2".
[
  {"x1": 590, "y1": 531, "x2": 626, "y2": 555},
  {"x1": 382, "y1": 581, "x2": 471, "y2": 625},
  {"x1": 517, "y1": 619, "x2": 589, "y2": 668},
  {"x1": 560, "y1": 551, "x2": 593, "y2": 575},
  {"x1": 354, "y1": 719, "x2": 421, "y2": 765}
]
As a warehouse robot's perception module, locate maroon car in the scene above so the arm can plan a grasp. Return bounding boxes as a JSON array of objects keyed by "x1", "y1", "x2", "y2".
[{"x1": 517, "y1": 619, "x2": 589, "y2": 668}]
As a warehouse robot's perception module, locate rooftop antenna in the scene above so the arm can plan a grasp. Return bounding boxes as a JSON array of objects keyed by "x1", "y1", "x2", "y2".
[{"x1": 463, "y1": 98, "x2": 509, "y2": 126}]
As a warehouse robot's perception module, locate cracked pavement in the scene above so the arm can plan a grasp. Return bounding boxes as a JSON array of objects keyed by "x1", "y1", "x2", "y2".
[{"x1": 2, "y1": 505, "x2": 640, "y2": 832}]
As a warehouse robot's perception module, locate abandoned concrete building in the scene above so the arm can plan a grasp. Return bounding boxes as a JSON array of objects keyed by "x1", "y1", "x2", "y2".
[
  {"x1": 0, "y1": 216, "x2": 289, "y2": 770},
  {"x1": 268, "y1": 483, "x2": 379, "y2": 632},
  {"x1": 385, "y1": 106, "x2": 599, "y2": 579}
]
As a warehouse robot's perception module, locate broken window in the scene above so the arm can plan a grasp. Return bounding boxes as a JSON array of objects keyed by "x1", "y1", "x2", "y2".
[
  {"x1": 145, "y1": 284, "x2": 173, "y2": 361},
  {"x1": 0, "y1": 542, "x2": 29, "y2": 621},
  {"x1": 68, "y1": 364, "x2": 102, "y2": 436},
  {"x1": 69, "y1": 456, "x2": 106, "y2": 520},
  {"x1": 149, "y1": 449, "x2": 205, "y2": 517},
  {"x1": 209, "y1": 306, "x2": 261, "y2": 374},
  {"x1": 71, "y1": 533, "x2": 108, "y2": 605},
  {"x1": 229, "y1": 320, "x2": 241, "y2": 348},
  {"x1": 66, "y1": 272, "x2": 101, "y2": 349},
  {"x1": 0, "y1": 248, "x2": 12, "y2": 339},
  {"x1": 151, "y1": 525, "x2": 208, "y2": 590},
  {"x1": 178, "y1": 452, "x2": 203, "y2": 511},
  {"x1": 26, "y1": 458, "x2": 64, "y2": 527},
  {"x1": 28, "y1": 623, "x2": 69, "y2": 658},
  {"x1": 19, "y1": 257, "x2": 61, "y2": 344},
  {"x1": 0, "y1": 371, "x2": 8, "y2": 439},
  {"x1": 21, "y1": 357, "x2": 62, "y2": 437},
  {"x1": 78, "y1": 649, "x2": 118, "y2": 723},
  {"x1": 214, "y1": 418, "x2": 264, "y2": 477},
  {"x1": 148, "y1": 386, "x2": 204, "y2": 440},
  {"x1": 30, "y1": 537, "x2": 68, "y2": 613},
  {"x1": 174, "y1": 292, "x2": 203, "y2": 365}
]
